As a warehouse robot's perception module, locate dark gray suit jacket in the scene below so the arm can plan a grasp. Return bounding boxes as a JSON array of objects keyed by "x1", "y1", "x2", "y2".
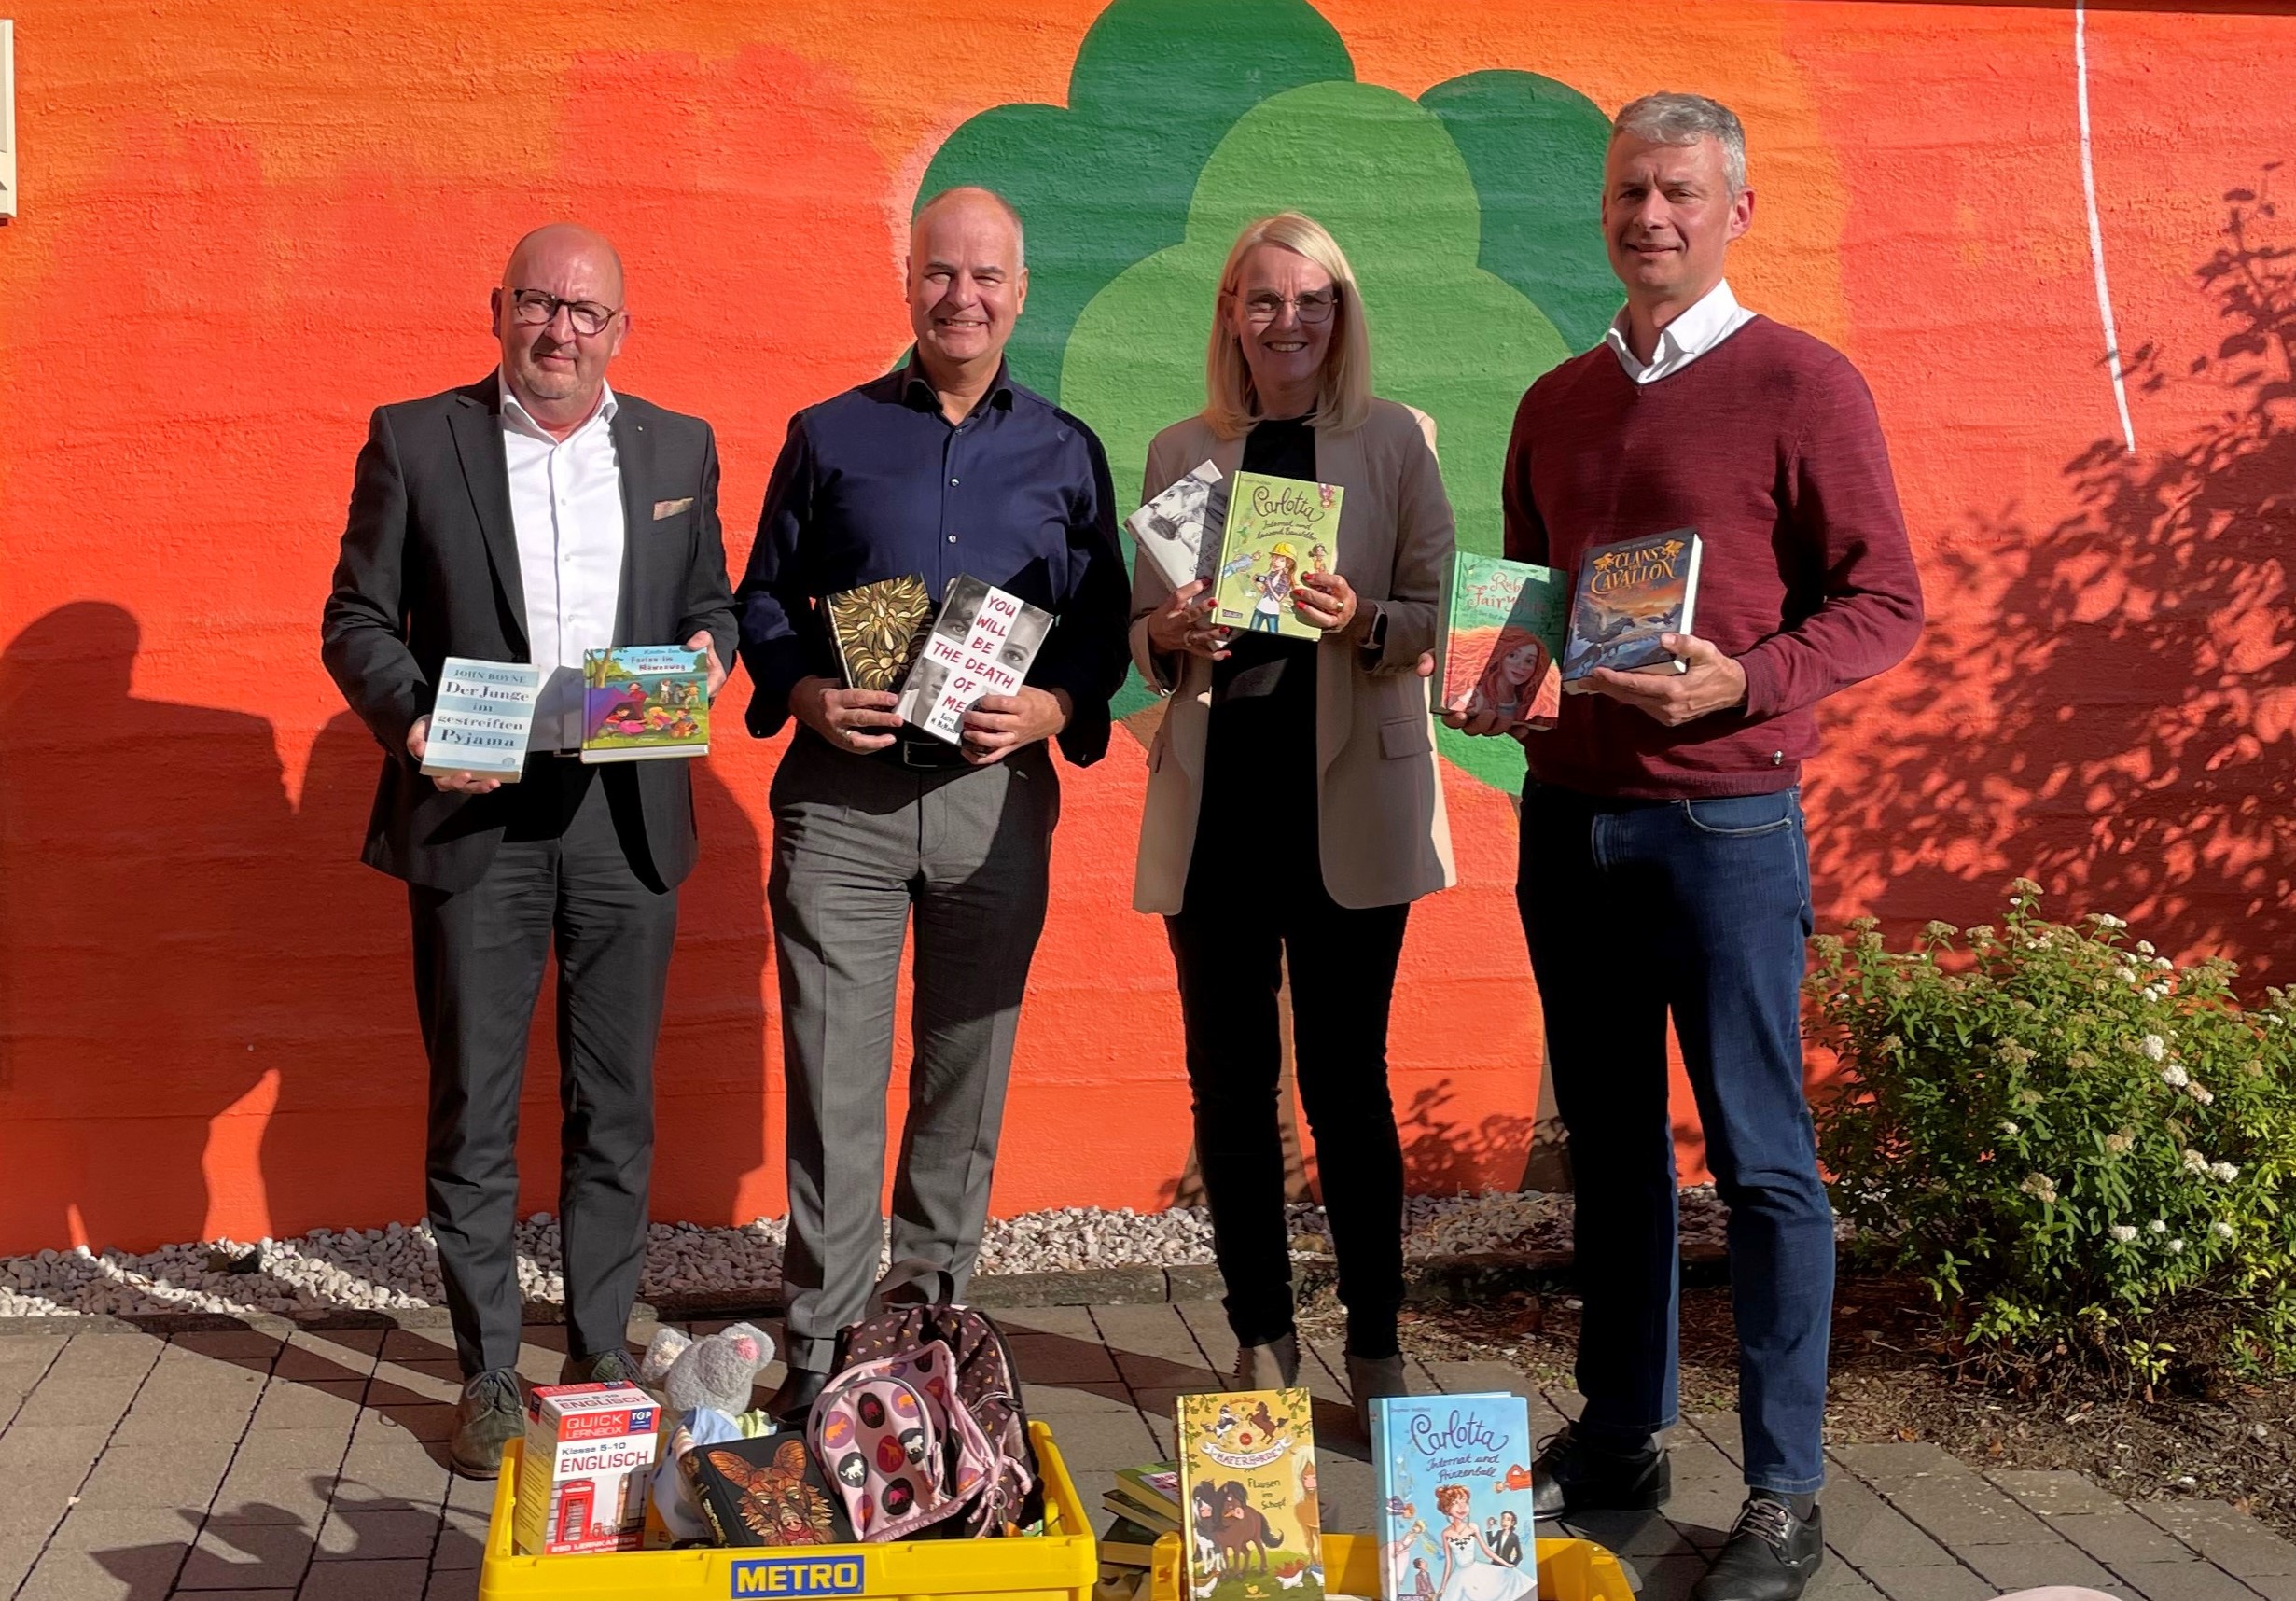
[{"x1": 322, "y1": 373, "x2": 738, "y2": 893}]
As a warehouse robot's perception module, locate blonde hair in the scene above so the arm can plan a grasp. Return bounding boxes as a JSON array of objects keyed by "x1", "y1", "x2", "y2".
[{"x1": 1202, "y1": 212, "x2": 1372, "y2": 439}]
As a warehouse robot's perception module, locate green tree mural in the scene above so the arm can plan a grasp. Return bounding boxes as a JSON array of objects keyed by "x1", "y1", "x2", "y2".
[{"x1": 920, "y1": 0, "x2": 1617, "y2": 793}]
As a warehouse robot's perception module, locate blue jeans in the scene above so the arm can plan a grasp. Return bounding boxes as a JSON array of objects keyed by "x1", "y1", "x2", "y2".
[{"x1": 1516, "y1": 781, "x2": 1832, "y2": 1496}]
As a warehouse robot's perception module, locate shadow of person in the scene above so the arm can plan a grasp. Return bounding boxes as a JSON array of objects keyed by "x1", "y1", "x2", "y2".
[{"x1": 0, "y1": 601, "x2": 295, "y2": 1256}]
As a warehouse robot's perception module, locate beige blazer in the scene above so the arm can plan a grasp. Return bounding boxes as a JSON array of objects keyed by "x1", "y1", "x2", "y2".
[{"x1": 1130, "y1": 398, "x2": 1457, "y2": 913}]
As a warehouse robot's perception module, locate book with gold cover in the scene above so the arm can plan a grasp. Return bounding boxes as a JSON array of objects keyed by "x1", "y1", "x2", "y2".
[{"x1": 825, "y1": 574, "x2": 934, "y2": 692}]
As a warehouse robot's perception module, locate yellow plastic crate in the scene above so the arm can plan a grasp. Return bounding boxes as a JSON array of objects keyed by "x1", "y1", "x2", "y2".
[
  {"x1": 480, "y1": 1419, "x2": 1099, "y2": 1600},
  {"x1": 1148, "y1": 1530, "x2": 1634, "y2": 1601}
]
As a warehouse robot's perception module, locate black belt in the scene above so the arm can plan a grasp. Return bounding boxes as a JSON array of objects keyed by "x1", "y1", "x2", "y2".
[{"x1": 874, "y1": 734, "x2": 968, "y2": 773}]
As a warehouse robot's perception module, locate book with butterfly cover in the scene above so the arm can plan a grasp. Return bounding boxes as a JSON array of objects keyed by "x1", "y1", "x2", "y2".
[
  {"x1": 681, "y1": 1434, "x2": 851, "y2": 1549},
  {"x1": 1176, "y1": 1388, "x2": 1323, "y2": 1600},
  {"x1": 826, "y1": 574, "x2": 935, "y2": 691},
  {"x1": 1559, "y1": 527, "x2": 1703, "y2": 690}
]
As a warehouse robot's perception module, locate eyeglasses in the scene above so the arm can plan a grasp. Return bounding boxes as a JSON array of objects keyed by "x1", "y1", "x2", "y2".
[
  {"x1": 1234, "y1": 287, "x2": 1341, "y2": 326},
  {"x1": 507, "y1": 288, "x2": 620, "y2": 337}
]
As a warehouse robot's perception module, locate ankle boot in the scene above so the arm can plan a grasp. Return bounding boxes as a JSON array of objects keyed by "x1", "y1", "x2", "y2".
[
  {"x1": 1345, "y1": 1352, "x2": 1409, "y2": 1438},
  {"x1": 1232, "y1": 1330, "x2": 1300, "y2": 1389}
]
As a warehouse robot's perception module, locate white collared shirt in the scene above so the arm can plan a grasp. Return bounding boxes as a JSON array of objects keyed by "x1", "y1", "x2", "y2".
[
  {"x1": 501, "y1": 376, "x2": 626, "y2": 750},
  {"x1": 1604, "y1": 279, "x2": 1757, "y2": 384}
]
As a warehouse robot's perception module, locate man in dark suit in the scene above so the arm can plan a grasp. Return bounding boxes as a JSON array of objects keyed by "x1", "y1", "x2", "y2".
[{"x1": 323, "y1": 223, "x2": 735, "y2": 1477}]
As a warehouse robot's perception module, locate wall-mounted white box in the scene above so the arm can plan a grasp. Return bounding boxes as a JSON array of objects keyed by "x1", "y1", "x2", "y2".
[{"x1": 1, "y1": 21, "x2": 16, "y2": 222}]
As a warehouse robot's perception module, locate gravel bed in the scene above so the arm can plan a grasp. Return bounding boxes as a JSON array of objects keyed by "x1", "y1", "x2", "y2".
[{"x1": 0, "y1": 1190, "x2": 1731, "y2": 1320}]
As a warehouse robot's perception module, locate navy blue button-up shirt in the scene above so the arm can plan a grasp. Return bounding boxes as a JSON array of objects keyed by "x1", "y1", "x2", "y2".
[{"x1": 736, "y1": 361, "x2": 1129, "y2": 766}]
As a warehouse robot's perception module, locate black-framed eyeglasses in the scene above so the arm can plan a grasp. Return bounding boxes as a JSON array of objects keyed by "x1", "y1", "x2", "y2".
[
  {"x1": 507, "y1": 288, "x2": 620, "y2": 337},
  {"x1": 1233, "y1": 286, "x2": 1341, "y2": 326}
]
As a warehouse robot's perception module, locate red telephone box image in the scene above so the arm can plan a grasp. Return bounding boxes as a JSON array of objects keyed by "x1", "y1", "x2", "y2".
[{"x1": 555, "y1": 1479, "x2": 595, "y2": 1545}]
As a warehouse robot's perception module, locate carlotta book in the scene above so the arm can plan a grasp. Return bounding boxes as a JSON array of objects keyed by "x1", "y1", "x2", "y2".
[
  {"x1": 1437, "y1": 552, "x2": 1569, "y2": 733},
  {"x1": 1559, "y1": 527, "x2": 1704, "y2": 691},
  {"x1": 1210, "y1": 471, "x2": 1343, "y2": 642},
  {"x1": 825, "y1": 574, "x2": 934, "y2": 692},
  {"x1": 1176, "y1": 1388, "x2": 1323, "y2": 1600},
  {"x1": 1369, "y1": 1393, "x2": 1537, "y2": 1601},
  {"x1": 580, "y1": 646, "x2": 710, "y2": 762}
]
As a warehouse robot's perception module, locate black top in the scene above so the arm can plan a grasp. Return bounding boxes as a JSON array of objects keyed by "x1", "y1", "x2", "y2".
[
  {"x1": 734, "y1": 359, "x2": 1132, "y2": 767},
  {"x1": 1182, "y1": 415, "x2": 1320, "y2": 912}
]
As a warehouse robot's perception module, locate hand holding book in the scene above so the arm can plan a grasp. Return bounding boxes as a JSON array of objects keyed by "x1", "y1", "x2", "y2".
[
  {"x1": 1582, "y1": 630, "x2": 1748, "y2": 725},
  {"x1": 1143, "y1": 579, "x2": 1231, "y2": 661}
]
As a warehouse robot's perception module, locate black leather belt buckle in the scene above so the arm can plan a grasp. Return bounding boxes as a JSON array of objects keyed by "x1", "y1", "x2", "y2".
[{"x1": 899, "y1": 739, "x2": 949, "y2": 770}]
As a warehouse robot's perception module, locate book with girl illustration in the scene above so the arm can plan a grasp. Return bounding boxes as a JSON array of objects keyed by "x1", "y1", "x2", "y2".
[
  {"x1": 579, "y1": 646, "x2": 710, "y2": 761},
  {"x1": 1436, "y1": 552, "x2": 1568, "y2": 734},
  {"x1": 1370, "y1": 1392, "x2": 1537, "y2": 1601},
  {"x1": 1176, "y1": 1388, "x2": 1324, "y2": 1600},
  {"x1": 1210, "y1": 472, "x2": 1343, "y2": 642}
]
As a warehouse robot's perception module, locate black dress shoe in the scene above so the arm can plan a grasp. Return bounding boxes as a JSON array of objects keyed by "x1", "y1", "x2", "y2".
[
  {"x1": 449, "y1": 1368, "x2": 524, "y2": 1479},
  {"x1": 1692, "y1": 1494, "x2": 1824, "y2": 1601},
  {"x1": 766, "y1": 1366, "x2": 830, "y2": 1430},
  {"x1": 1530, "y1": 1423, "x2": 1672, "y2": 1518},
  {"x1": 559, "y1": 1347, "x2": 643, "y2": 1387}
]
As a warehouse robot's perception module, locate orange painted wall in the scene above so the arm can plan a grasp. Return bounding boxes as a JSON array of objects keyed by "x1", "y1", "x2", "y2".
[{"x1": 1, "y1": 0, "x2": 2289, "y2": 1255}]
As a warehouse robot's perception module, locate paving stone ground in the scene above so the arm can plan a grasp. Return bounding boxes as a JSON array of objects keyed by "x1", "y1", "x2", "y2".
[{"x1": 3, "y1": 1307, "x2": 2291, "y2": 1600}]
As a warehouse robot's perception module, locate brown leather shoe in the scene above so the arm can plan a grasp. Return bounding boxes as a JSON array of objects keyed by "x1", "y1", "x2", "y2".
[
  {"x1": 557, "y1": 1347, "x2": 642, "y2": 1387},
  {"x1": 449, "y1": 1369, "x2": 524, "y2": 1479}
]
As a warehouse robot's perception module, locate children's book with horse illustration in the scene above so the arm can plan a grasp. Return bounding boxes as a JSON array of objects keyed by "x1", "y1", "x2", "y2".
[
  {"x1": 1176, "y1": 1387, "x2": 1324, "y2": 1600},
  {"x1": 579, "y1": 645, "x2": 711, "y2": 762},
  {"x1": 1210, "y1": 472, "x2": 1344, "y2": 643},
  {"x1": 1369, "y1": 1392, "x2": 1538, "y2": 1601}
]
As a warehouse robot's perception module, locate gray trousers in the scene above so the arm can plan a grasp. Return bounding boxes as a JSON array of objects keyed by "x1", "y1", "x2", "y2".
[
  {"x1": 768, "y1": 731, "x2": 1058, "y2": 1370},
  {"x1": 409, "y1": 760, "x2": 678, "y2": 1375}
]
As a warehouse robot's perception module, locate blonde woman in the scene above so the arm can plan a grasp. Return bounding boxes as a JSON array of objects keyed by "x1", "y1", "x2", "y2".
[{"x1": 1131, "y1": 212, "x2": 1455, "y2": 1430}]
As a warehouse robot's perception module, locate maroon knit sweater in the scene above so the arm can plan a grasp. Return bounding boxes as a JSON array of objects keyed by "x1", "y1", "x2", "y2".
[{"x1": 1503, "y1": 315, "x2": 1925, "y2": 799}]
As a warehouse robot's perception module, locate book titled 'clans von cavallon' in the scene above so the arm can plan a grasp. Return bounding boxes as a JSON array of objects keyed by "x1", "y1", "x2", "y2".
[
  {"x1": 1437, "y1": 552, "x2": 1569, "y2": 734},
  {"x1": 422, "y1": 657, "x2": 543, "y2": 781},
  {"x1": 896, "y1": 574, "x2": 1057, "y2": 744},
  {"x1": 1176, "y1": 1387, "x2": 1324, "y2": 1600},
  {"x1": 1559, "y1": 527, "x2": 1704, "y2": 692},
  {"x1": 1211, "y1": 471, "x2": 1343, "y2": 642},
  {"x1": 1370, "y1": 1392, "x2": 1538, "y2": 1601},
  {"x1": 580, "y1": 646, "x2": 710, "y2": 762}
]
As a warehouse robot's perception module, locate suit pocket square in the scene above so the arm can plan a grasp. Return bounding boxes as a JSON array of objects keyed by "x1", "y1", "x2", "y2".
[{"x1": 652, "y1": 497, "x2": 694, "y2": 520}]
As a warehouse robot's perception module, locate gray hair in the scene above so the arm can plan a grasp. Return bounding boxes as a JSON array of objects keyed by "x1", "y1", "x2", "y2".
[
  {"x1": 1612, "y1": 92, "x2": 1747, "y2": 194},
  {"x1": 913, "y1": 185, "x2": 1026, "y2": 271}
]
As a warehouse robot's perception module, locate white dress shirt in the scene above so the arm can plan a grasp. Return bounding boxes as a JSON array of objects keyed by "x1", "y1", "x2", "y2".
[
  {"x1": 501, "y1": 377, "x2": 626, "y2": 750},
  {"x1": 1604, "y1": 279, "x2": 1757, "y2": 384}
]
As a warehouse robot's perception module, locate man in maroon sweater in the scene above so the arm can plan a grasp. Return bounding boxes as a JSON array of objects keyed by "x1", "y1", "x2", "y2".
[{"x1": 1454, "y1": 93, "x2": 1923, "y2": 1601}]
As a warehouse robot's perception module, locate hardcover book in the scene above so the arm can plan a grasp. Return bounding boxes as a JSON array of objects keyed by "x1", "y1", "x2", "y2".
[
  {"x1": 1176, "y1": 1388, "x2": 1323, "y2": 1600},
  {"x1": 826, "y1": 574, "x2": 935, "y2": 691},
  {"x1": 1098, "y1": 1513, "x2": 1163, "y2": 1568},
  {"x1": 1209, "y1": 471, "x2": 1343, "y2": 642},
  {"x1": 579, "y1": 646, "x2": 710, "y2": 762},
  {"x1": 1101, "y1": 1488, "x2": 1176, "y2": 1535},
  {"x1": 1437, "y1": 552, "x2": 1569, "y2": 733},
  {"x1": 1126, "y1": 460, "x2": 1230, "y2": 591},
  {"x1": 422, "y1": 658, "x2": 542, "y2": 780},
  {"x1": 1559, "y1": 527, "x2": 1703, "y2": 691},
  {"x1": 1115, "y1": 1463, "x2": 1182, "y2": 1523},
  {"x1": 682, "y1": 1433, "x2": 849, "y2": 1549},
  {"x1": 1370, "y1": 1393, "x2": 1537, "y2": 1601},
  {"x1": 895, "y1": 574, "x2": 1056, "y2": 745}
]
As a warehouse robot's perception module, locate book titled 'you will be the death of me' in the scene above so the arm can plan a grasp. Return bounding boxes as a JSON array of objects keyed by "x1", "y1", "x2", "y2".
[{"x1": 1559, "y1": 527, "x2": 1704, "y2": 692}]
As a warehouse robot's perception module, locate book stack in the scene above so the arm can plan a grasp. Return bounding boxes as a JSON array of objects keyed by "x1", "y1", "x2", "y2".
[{"x1": 1098, "y1": 1461, "x2": 1181, "y2": 1573}]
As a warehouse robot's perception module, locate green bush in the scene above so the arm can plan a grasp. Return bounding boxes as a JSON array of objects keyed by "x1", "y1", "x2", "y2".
[{"x1": 1809, "y1": 881, "x2": 2296, "y2": 1386}]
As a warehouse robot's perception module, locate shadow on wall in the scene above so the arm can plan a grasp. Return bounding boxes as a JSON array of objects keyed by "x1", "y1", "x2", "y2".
[{"x1": 1817, "y1": 180, "x2": 2296, "y2": 982}]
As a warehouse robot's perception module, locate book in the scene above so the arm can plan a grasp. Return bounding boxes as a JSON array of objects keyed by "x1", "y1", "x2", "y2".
[
  {"x1": 511, "y1": 1382, "x2": 659, "y2": 1555},
  {"x1": 1436, "y1": 552, "x2": 1569, "y2": 733},
  {"x1": 1176, "y1": 1388, "x2": 1323, "y2": 1600},
  {"x1": 422, "y1": 657, "x2": 542, "y2": 780},
  {"x1": 1101, "y1": 1487, "x2": 1176, "y2": 1534},
  {"x1": 1113, "y1": 1463, "x2": 1183, "y2": 1524},
  {"x1": 1126, "y1": 461, "x2": 1230, "y2": 591},
  {"x1": 1098, "y1": 1512, "x2": 1164, "y2": 1567},
  {"x1": 894, "y1": 574, "x2": 1056, "y2": 744},
  {"x1": 825, "y1": 574, "x2": 935, "y2": 691},
  {"x1": 682, "y1": 1433, "x2": 849, "y2": 1549},
  {"x1": 1369, "y1": 1392, "x2": 1538, "y2": 1601},
  {"x1": 580, "y1": 646, "x2": 711, "y2": 762},
  {"x1": 1559, "y1": 527, "x2": 1704, "y2": 691},
  {"x1": 1208, "y1": 471, "x2": 1343, "y2": 642}
]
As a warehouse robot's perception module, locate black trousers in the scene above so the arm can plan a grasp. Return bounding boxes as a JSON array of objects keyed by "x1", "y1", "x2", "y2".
[
  {"x1": 1165, "y1": 889, "x2": 1411, "y2": 1359},
  {"x1": 408, "y1": 759, "x2": 679, "y2": 1375}
]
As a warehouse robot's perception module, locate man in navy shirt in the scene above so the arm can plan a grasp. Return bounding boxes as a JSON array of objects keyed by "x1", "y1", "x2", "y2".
[{"x1": 736, "y1": 187, "x2": 1128, "y2": 1420}]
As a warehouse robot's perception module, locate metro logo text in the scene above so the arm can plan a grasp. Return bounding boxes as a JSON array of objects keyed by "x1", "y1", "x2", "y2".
[{"x1": 729, "y1": 1556, "x2": 866, "y2": 1595}]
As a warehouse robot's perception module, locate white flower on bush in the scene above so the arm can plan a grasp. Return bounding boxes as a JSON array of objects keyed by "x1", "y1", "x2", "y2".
[
  {"x1": 2108, "y1": 1224, "x2": 2138, "y2": 1243},
  {"x1": 1998, "y1": 1120, "x2": 2022, "y2": 1137},
  {"x1": 2145, "y1": 984, "x2": 2170, "y2": 1001},
  {"x1": 2213, "y1": 1162, "x2": 2240, "y2": 1182},
  {"x1": 2167, "y1": 1238, "x2": 2187, "y2": 1255},
  {"x1": 2212, "y1": 1221, "x2": 2236, "y2": 1241},
  {"x1": 2104, "y1": 1131, "x2": 2135, "y2": 1153},
  {"x1": 2136, "y1": 939, "x2": 2154, "y2": 954},
  {"x1": 2162, "y1": 1064, "x2": 2190, "y2": 1088},
  {"x1": 2143, "y1": 1035, "x2": 2169, "y2": 1063},
  {"x1": 2154, "y1": 956, "x2": 2174, "y2": 972},
  {"x1": 2096, "y1": 913, "x2": 2128, "y2": 930},
  {"x1": 2020, "y1": 1173, "x2": 2058, "y2": 1204},
  {"x1": 2182, "y1": 1149, "x2": 2211, "y2": 1176},
  {"x1": 2150, "y1": 1218, "x2": 2170, "y2": 1234},
  {"x1": 2189, "y1": 1083, "x2": 2215, "y2": 1106}
]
